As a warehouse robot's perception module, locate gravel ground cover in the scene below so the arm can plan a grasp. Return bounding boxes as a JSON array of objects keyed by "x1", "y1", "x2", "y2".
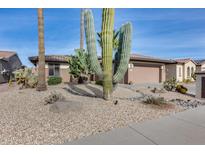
[{"x1": 0, "y1": 83, "x2": 185, "y2": 144}]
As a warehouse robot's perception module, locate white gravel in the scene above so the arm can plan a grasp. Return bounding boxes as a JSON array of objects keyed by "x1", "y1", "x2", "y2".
[{"x1": 0, "y1": 83, "x2": 182, "y2": 144}]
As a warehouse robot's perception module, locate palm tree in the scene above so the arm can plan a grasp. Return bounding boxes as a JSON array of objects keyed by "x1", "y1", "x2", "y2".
[
  {"x1": 80, "y1": 8, "x2": 84, "y2": 49},
  {"x1": 36, "y1": 8, "x2": 47, "y2": 91},
  {"x1": 97, "y1": 30, "x2": 119, "y2": 51}
]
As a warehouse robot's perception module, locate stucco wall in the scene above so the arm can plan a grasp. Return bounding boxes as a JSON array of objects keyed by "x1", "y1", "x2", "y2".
[
  {"x1": 184, "y1": 61, "x2": 196, "y2": 80},
  {"x1": 176, "y1": 64, "x2": 183, "y2": 82},
  {"x1": 165, "y1": 64, "x2": 177, "y2": 81},
  {"x1": 37, "y1": 62, "x2": 71, "y2": 83},
  {"x1": 125, "y1": 62, "x2": 166, "y2": 84}
]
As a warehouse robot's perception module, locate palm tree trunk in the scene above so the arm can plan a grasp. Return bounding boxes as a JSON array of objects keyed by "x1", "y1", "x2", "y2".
[
  {"x1": 80, "y1": 8, "x2": 84, "y2": 50},
  {"x1": 36, "y1": 8, "x2": 47, "y2": 91}
]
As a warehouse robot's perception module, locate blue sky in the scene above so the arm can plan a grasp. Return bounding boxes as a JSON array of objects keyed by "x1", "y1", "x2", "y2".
[{"x1": 0, "y1": 8, "x2": 205, "y2": 66}]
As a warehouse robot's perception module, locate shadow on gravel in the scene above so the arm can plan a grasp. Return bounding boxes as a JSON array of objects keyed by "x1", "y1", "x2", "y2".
[{"x1": 63, "y1": 84, "x2": 103, "y2": 98}]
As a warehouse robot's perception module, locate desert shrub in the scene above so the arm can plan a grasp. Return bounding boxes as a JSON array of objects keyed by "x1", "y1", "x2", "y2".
[
  {"x1": 128, "y1": 81, "x2": 133, "y2": 85},
  {"x1": 142, "y1": 96, "x2": 166, "y2": 106},
  {"x1": 68, "y1": 49, "x2": 92, "y2": 83},
  {"x1": 14, "y1": 68, "x2": 38, "y2": 89},
  {"x1": 44, "y1": 91, "x2": 65, "y2": 105},
  {"x1": 47, "y1": 76, "x2": 62, "y2": 85},
  {"x1": 176, "y1": 85, "x2": 188, "y2": 94},
  {"x1": 95, "y1": 80, "x2": 103, "y2": 86},
  {"x1": 163, "y1": 78, "x2": 177, "y2": 91},
  {"x1": 183, "y1": 78, "x2": 192, "y2": 83},
  {"x1": 191, "y1": 73, "x2": 196, "y2": 80}
]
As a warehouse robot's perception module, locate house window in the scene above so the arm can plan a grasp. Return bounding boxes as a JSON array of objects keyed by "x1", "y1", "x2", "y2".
[
  {"x1": 48, "y1": 64, "x2": 60, "y2": 76},
  {"x1": 178, "y1": 67, "x2": 182, "y2": 77},
  {"x1": 187, "y1": 67, "x2": 190, "y2": 77}
]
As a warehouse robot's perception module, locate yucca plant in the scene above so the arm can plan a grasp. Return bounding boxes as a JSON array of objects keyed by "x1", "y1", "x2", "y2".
[{"x1": 84, "y1": 8, "x2": 132, "y2": 100}]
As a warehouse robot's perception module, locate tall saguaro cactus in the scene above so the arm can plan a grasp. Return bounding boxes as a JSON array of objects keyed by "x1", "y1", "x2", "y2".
[
  {"x1": 101, "y1": 9, "x2": 115, "y2": 100},
  {"x1": 84, "y1": 8, "x2": 132, "y2": 100}
]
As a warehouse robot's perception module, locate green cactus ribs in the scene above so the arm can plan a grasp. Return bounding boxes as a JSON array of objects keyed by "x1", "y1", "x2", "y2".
[{"x1": 84, "y1": 8, "x2": 132, "y2": 100}]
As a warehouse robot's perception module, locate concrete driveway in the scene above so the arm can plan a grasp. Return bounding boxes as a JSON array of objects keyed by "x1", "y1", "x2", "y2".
[{"x1": 66, "y1": 106, "x2": 205, "y2": 145}]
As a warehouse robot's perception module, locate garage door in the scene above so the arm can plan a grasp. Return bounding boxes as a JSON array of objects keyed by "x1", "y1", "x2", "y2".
[{"x1": 130, "y1": 66, "x2": 160, "y2": 84}]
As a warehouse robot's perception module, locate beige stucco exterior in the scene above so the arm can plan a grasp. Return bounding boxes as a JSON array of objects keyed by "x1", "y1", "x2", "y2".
[
  {"x1": 36, "y1": 63, "x2": 71, "y2": 83},
  {"x1": 184, "y1": 61, "x2": 196, "y2": 80},
  {"x1": 125, "y1": 61, "x2": 166, "y2": 84},
  {"x1": 166, "y1": 60, "x2": 196, "y2": 82},
  {"x1": 196, "y1": 63, "x2": 205, "y2": 72}
]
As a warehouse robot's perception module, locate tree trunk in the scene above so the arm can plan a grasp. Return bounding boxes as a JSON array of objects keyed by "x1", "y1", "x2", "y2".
[
  {"x1": 80, "y1": 8, "x2": 84, "y2": 50},
  {"x1": 102, "y1": 9, "x2": 115, "y2": 100},
  {"x1": 36, "y1": 8, "x2": 47, "y2": 91}
]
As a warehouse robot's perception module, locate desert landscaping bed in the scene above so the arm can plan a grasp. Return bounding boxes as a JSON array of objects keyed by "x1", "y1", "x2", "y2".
[{"x1": 0, "y1": 83, "x2": 200, "y2": 144}]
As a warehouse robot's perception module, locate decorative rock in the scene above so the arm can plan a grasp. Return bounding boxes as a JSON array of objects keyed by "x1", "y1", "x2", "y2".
[
  {"x1": 49, "y1": 101, "x2": 82, "y2": 113},
  {"x1": 170, "y1": 98, "x2": 205, "y2": 109}
]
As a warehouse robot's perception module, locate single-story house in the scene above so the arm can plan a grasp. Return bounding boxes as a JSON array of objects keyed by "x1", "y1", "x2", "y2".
[
  {"x1": 29, "y1": 54, "x2": 200, "y2": 84},
  {"x1": 166, "y1": 58, "x2": 196, "y2": 82},
  {"x1": 29, "y1": 55, "x2": 71, "y2": 83},
  {"x1": 123, "y1": 54, "x2": 175, "y2": 84},
  {"x1": 0, "y1": 51, "x2": 22, "y2": 83},
  {"x1": 195, "y1": 59, "x2": 205, "y2": 72}
]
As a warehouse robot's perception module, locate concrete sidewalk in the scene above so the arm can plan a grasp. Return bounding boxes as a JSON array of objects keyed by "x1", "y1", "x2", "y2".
[{"x1": 65, "y1": 106, "x2": 205, "y2": 145}]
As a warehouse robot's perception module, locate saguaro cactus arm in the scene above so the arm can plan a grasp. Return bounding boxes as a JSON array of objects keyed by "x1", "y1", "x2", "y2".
[
  {"x1": 113, "y1": 22, "x2": 132, "y2": 83},
  {"x1": 84, "y1": 9, "x2": 102, "y2": 77}
]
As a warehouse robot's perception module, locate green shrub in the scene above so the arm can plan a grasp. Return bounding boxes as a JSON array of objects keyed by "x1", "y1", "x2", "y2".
[
  {"x1": 191, "y1": 73, "x2": 196, "y2": 80},
  {"x1": 47, "y1": 76, "x2": 62, "y2": 85},
  {"x1": 176, "y1": 85, "x2": 188, "y2": 94},
  {"x1": 163, "y1": 77, "x2": 177, "y2": 91},
  {"x1": 183, "y1": 78, "x2": 192, "y2": 83},
  {"x1": 95, "y1": 80, "x2": 103, "y2": 86}
]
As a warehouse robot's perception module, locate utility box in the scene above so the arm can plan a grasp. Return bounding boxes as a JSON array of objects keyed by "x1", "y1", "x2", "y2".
[{"x1": 196, "y1": 71, "x2": 205, "y2": 99}]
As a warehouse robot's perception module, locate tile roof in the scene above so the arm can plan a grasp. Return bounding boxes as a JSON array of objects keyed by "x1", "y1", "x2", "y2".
[
  {"x1": 0, "y1": 51, "x2": 16, "y2": 58},
  {"x1": 130, "y1": 53, "x2": 176, "y2": 64},
  {"x1": 194, "y1": 59, "x2": 205, "y2": 65},
  {"x1": 29, "y1": 55, "x2": 70, "y2": 65},
  {"x1": 175, "y1": 58, "x2": 197, "y2": 64}
]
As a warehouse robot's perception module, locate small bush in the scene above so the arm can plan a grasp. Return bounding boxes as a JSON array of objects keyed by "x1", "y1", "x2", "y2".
[
  {"x1": 128, "y1": 81, "x2": 133, "y2": 85},
  {"x1": 95, "y1": 80, "x2": 103, "y2": 86},
  {"x1": 47, "y1": 76, "x2": 62, "y2": 85},
  {"x1": 176, "y1": 85, "x2": 188, "y2": 94},
  {"x1": 191, "y1": 73, "x2": 196, "y2": 80},
  {"x1": 163, "y1": 77, "x2": 177, "y2": 91},
  {"x1": 183, "y1": 78, "x2": 192, "y2": 83}
]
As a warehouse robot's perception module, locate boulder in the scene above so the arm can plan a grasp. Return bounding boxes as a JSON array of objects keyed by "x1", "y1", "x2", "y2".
[{"x1": 49, "y1": 101, "x2": 82, "y2": 113}]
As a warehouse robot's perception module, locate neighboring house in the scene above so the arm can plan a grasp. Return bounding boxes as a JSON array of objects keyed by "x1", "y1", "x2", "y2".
[
  {"x1": 166, "y1": 58, "x2": 196, "y2": 82},
  {"x1": 29, "y1": 55, "x2": 71, "y2": 83},
  {"x1": 0, "y1": 51, "x2": 22, "y2": 83},
  {"x1": 123, "y1": 54, "x2": 175, "y2": 84},
  {"x1": 195, "y1": 59, "x2": 205, "y2": 72}
]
